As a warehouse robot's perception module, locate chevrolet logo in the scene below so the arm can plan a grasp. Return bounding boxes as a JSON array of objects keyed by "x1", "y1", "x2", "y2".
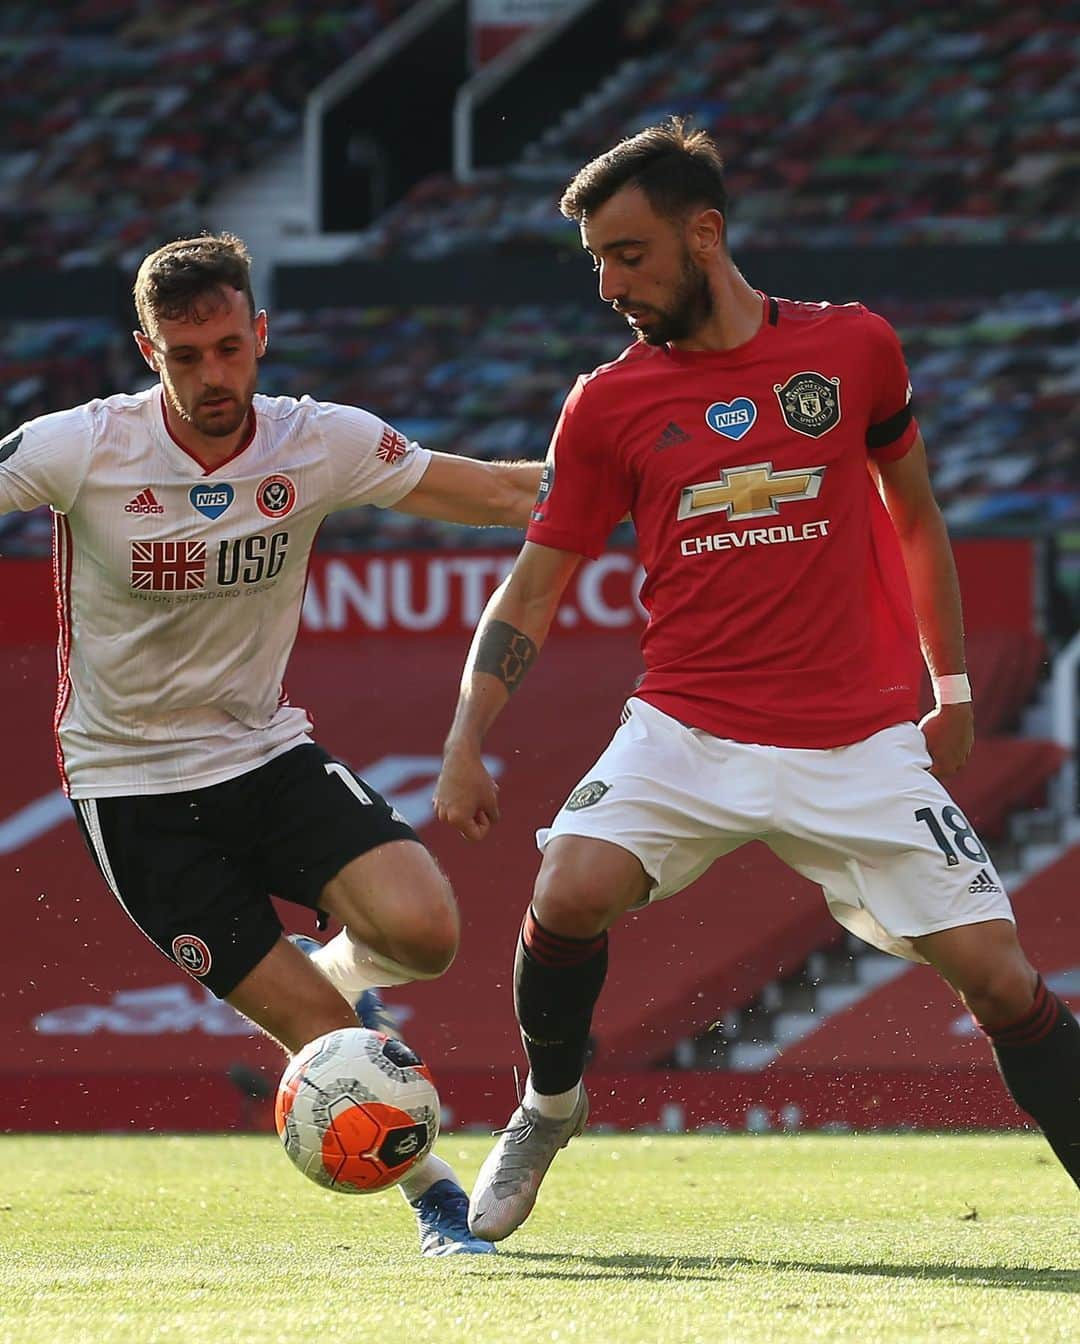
[{"x1": 678, "y1": 461, "x2": 826, "y2": 521}]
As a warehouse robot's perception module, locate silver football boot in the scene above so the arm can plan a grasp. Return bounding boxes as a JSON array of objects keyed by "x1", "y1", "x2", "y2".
[{"x1": 468, "y1": 1085, "x2": 589, "y2": 1241}]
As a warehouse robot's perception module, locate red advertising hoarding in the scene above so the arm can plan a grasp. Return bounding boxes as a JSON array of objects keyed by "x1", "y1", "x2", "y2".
[{"x1": 0, "y1": 539, "x2": 1058, "y2": 1132}]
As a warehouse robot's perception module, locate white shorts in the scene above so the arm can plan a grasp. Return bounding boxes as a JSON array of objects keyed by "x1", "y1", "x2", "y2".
[{"x1": 537, "y1": 698, "x2": 1013, "y2": 964}]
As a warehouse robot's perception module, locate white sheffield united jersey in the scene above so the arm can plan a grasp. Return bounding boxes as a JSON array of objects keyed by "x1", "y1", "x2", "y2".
[{"x1": 0, "y1": 389, "x2": 431, "y2": 796}]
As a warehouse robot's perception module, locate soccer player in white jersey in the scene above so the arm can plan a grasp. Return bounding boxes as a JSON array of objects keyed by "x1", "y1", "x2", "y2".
[
  {"x1": 0, "y1": 232, "x2": 543, "y2": 1256},
  {"x1": 435, "y1": 121, "x2": 1080, "y2": 1241}
]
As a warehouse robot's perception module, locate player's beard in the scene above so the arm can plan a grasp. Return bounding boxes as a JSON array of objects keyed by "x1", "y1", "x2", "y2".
[
  {"x1": 168, "y1": 370, "x2": 256, "y2": 438},
  {"x1": 627, "y1": 251, "x2": 713, "y2": 347}
]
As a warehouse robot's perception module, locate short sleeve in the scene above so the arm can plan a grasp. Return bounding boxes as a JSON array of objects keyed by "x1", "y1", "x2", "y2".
[
  {"x1": 0, "y1": 406, "x2": 93, "y2": 515},
  {"x1": 863, "y1": 311, "x2": 919, "y2": 462},
  {"x1": 315, "y1": 401, "x2": 432, "y2": 510},
  {"x1": 526, "y1": 377, "x2": 632, "y2": 559}
]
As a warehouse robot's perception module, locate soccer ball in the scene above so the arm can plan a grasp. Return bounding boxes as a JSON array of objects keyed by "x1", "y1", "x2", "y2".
[{"x1": 275, "y1": 1027, "x2": 440, "y2": 1194}]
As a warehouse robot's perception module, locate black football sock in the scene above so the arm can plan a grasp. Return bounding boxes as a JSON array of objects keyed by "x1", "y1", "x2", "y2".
[
  {"x1": 513, "y1": 905, "x2": 608, "y2": 1095},
  {"x1": 985, "y1": 977, "x2": 1080, "y2": 1187}
]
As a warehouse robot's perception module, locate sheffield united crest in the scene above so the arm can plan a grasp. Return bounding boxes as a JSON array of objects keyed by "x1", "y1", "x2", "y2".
[{"x1": 773, "y1": 372, "x2": 841, "y2": 438}]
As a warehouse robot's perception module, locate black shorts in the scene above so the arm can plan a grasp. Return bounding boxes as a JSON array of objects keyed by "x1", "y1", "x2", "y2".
[{"x1": 72, "y1": 743, "x2": 419, "y2": 999}]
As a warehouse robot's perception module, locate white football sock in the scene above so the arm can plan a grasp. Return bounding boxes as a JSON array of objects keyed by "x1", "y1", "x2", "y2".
[
  {"x1": 524, "y1": 1077, "x2": 581, "y2": 1120},
  {"x1": 399, "y1": 1152, "x2": 457, "y2": 1202},
  {"x1": 309, "y1": 930, "x2": 438, "y2": 999}
]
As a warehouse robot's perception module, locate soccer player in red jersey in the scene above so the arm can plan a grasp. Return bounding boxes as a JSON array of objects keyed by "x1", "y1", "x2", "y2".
[{"x1": 434, "y1": 120, "x2": 1080, "y2": 1239}]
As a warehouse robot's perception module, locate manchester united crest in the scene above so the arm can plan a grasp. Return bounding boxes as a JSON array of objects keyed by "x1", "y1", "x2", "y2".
[
  {"x1": 565, "y1": 780, "x2": 609, "y2": 811},
  {"x1": 773, "y1": 372, "x2": 841, "y2": 439}
]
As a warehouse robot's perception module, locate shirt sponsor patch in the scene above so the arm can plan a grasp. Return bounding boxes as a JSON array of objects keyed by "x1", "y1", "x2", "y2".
[
  {"x1": 704, "y1": 398, "x2": 757, "y2": 441},
  {"x1": 190, "y1": 482, "x2": 235, "y2": 520},
  {"x1": 678, "y1": 462, "x2": 826, "y2": 522},
  {"x1": 774, "y1": 372, "x2": 841, "y2": 438}
]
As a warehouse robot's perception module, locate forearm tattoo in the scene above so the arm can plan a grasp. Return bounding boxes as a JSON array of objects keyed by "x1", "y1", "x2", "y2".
[{"x1": 475, "y1": 619, "x2": 537, "y2": 693}]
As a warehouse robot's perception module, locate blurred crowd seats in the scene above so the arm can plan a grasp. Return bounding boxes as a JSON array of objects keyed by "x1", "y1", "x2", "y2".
[
  {"x1": 1, "y1": 0, "x2": 415, "y2": 273},
  {"x1": 1, "y1": 3, "x2": 1076, "y2": 567},
  {"x1": 1, "y1": 291, "x2": 1077, "y2": 556},
  {"x1": 355, "y1": 0, "x2": 1079, "y2": 259},
  {"x1": 3, "y1": 2, "x2": 1074, "y2": 270}
]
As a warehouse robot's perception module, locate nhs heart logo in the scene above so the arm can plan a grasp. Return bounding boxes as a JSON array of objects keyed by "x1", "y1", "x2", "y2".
[
  {"x1": 705, "y1": 398, "x2": 757, "y2": 440},
  {"x1": 190, "y1": 482, "x2": 234, "y2": 519}
]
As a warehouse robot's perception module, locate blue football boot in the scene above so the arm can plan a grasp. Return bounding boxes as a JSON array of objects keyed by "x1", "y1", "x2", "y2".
[{"x1": 411, "y1": 1179, "x2": 497, "y2": 1257}]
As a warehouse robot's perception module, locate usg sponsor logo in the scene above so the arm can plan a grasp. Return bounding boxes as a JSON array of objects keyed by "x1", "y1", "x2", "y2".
[{"x1": 216, "y1": 531, "x2": 289, "y2": 586}]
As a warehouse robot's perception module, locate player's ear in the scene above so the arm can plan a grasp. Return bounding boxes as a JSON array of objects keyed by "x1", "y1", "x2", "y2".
[
  {"x1": 689, "y1": 208, "x2": 724, "y2": 259},
  {"x1": 254, "y1": 310, "x2": 268, "y2": 358},
  {"x1": 133, "y1": 330, "x2": 159, "y2": 371}
]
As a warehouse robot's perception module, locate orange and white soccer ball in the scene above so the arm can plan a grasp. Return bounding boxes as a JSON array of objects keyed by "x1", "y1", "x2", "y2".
[{"x1": 275, "y1": 1027, "x2": 440, "y2": 1193}]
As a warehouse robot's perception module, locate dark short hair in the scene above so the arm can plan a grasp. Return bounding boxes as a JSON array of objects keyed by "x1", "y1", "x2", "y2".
[
  {"x1": 560, "y1": 118, "x2": 728, "y2": 230},
  {"x1": 134, "y1": 232, "x2": 255, "y2": 334}
]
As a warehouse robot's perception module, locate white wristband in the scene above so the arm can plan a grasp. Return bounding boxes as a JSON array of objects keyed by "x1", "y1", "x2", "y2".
[{"x1": 933, "y1": 673, "x2": 972, "y2": 705}]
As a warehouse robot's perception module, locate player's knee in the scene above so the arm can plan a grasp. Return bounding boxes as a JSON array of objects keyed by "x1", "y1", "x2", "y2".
[
  {"x1": 958, "y1": 960, "x2": 1038, "y2": 1030},
  {"x1": 393, "y1": 884, "x2": 459, "y2": 977},
  {"x1": 531, "y1": 868, "x2": 619, "y2": 938}
]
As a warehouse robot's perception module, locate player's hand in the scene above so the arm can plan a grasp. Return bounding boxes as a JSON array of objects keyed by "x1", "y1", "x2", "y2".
[
  {"x1": 434, "y1": 743, "x2": 501, "y2": 841},
  {"x1": 918, "y1": 701, "x2": 974, "y2": 778}
]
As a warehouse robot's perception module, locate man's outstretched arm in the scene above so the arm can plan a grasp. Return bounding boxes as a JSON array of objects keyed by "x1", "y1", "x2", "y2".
[
  {"x1": 394, "y1": 453, "x2": 543, "y2": 527},
  {"x1": 875, "y1": 432, "x2": 972, "y2": 777},
  {"x1": 435, "y1": 542, "x2": 582, "y2": 840}
]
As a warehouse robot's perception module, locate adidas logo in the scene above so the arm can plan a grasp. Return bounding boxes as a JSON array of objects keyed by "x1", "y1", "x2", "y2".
[
  {"x1": 653, "y1": 421, "x2": 691, "y2": 452},
  {"x1": 125, "y1": 488, "x2": 164, "y2": 515},
  {"x1": 968, "y1": 868, "x2": 1002, "y2": 894}
]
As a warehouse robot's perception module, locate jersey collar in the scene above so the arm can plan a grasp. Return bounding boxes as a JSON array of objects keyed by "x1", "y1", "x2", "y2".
[
  {"x1": 660, "y1": 292, "x2": 776, "y2": 366},
  {"x1": 158, "y1": 391, "x2": 257, "y2": 475}
]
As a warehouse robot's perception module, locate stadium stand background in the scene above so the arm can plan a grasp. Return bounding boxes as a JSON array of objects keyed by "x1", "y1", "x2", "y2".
[{"x1": 2, "y1": 0, "x2": 1078, "y2": 1133}]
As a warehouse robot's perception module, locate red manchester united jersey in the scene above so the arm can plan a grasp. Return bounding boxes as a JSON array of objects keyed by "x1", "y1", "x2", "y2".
[{"x1": 527, "y1": 295, "x2": 923, "y2": 748}]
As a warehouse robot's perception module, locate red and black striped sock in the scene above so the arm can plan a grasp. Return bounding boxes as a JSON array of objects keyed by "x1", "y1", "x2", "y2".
[
  {"x1": 985, "y1": 977, "x2": 1080, "y2": 1187},
  {"x1": 513, "y1": 905, "x2": 608, "y2": 1095}
]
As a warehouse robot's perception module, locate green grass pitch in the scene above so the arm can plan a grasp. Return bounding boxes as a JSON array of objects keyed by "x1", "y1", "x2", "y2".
[{"x1": 2, "y1": 1133, "x2": 1076, "y2": 1344}]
